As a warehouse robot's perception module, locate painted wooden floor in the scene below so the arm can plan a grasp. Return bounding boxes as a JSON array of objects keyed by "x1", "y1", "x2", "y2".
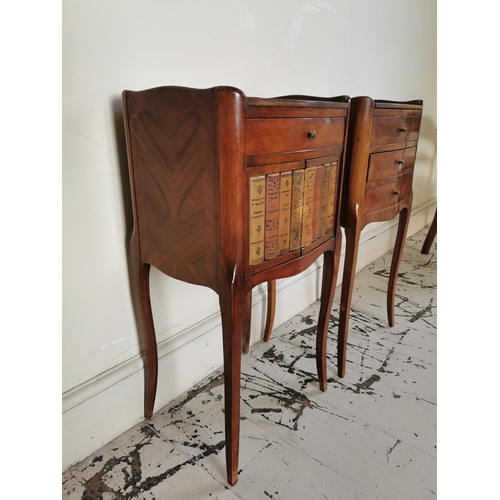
[{"x1": 63, "y1": 227, "x2": 437, "y2": 499}]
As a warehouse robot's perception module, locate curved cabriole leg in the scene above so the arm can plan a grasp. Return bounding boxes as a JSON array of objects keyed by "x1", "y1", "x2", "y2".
[
  {"x1": 316, "y1": 233, "x2": 342, "y2": 391},
  {"x1": 421, "y1": 209, "x2": 437, "y2": 255},
  {"x1": 338, "y1": 226, "x2": 362, "y2": 378},
  {"x1": 130, "y1": 241, "x2": 158, "y2": 420},
  {"x1": 387, "y1": 207, "x2": 411, "y2": 327},
  {"x1": 242, "y1": 290, "x2": 252, "y2": 354},
  {"x1": 219, "y1": 281, "x2": 244, "y2": 486},
  {"x1": 263, "y1": 280, "x2": 276, "y2": 342}
]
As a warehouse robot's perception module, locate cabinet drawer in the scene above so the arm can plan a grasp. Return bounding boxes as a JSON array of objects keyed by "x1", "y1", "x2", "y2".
[
  {"x1": 246, "y1": 117, "x2": 345, "y2": 155},
  {"x1": 371, "y1": 116, "x2": 421, "y2": 146},
  {"x1": 364, "y1": 175, "x2": 412, "y2": 215},
  {"x1": 367, "y1": 147, "x2": 416, "y2": 187}
]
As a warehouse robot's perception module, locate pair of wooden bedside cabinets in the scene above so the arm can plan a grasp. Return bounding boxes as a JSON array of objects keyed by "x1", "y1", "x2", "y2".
[{"x1": 122, "y1": 86, "x2": 423, "y2": 485}]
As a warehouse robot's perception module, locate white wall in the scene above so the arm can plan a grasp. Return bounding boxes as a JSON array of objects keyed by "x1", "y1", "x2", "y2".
[{"x1": 62, "y1": 0, "x2": 437, "y2": 471}]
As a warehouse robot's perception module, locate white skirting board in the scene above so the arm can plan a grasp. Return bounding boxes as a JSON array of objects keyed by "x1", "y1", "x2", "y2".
[{"x1": 62, "y1": 199, "x2": 436, "y2": 471}]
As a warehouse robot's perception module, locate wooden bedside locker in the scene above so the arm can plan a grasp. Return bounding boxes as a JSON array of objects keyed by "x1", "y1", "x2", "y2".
[
  {"x1": 122, "y1": 86, "x2": 350, "y2": 485},
  {"x1": 337, "y1": 96, "x2": 423, "y2": 377}
]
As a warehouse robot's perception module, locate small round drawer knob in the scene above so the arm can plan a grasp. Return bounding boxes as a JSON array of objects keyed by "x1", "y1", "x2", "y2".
[
  {"x1": 399, "y1": 126, "x2": 407, "y2": 133},
  {"x1": 398, "y1": 159, "x2": 405, "y2": 165},
  {"x1": 307, "y1": 131, "x2": 316, "y2": 139},
  {"x1": 393, "y1": 190, "x2": 400, "y2": 195}
]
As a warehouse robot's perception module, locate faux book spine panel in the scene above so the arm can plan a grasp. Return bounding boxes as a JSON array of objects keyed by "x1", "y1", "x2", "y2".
[{"x1": 249, "y1": 162, "x2": 338, "y2": 266}]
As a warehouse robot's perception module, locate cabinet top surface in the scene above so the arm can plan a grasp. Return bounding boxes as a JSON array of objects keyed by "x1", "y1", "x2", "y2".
[
  {"x1": 245, "y1": 96, "x2": 350, "y2": 109},
  {"x1": 374, "y1": 99, "x2": 423, "y2": 110}
]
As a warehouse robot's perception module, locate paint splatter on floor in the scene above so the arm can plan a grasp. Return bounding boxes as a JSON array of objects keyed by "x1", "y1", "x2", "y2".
[{"x1": 63, "y1": 227, "x2": 436, "y2": 499}]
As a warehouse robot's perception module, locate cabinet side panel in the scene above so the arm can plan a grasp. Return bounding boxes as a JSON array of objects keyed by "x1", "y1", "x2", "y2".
[{"x1": 124, "y1": 87, "x2": 218, "y2": 291}]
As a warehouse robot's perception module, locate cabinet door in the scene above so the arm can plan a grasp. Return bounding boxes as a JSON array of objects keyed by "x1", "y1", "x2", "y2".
[
  {"x1": 303, "y1": 157, "x2": 339, "y2": 245},
  {"x1": 247, "y1": 155, "x2": 339, "y2": 271}
]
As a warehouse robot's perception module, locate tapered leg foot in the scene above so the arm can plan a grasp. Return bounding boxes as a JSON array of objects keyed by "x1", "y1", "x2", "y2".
[
  {"x1": 388, "y1": 206, "x2": 411, "y2": 327},
  {"x1": 219, "y1": 280, "x2": 244, "y2": 486},
  {"x1": 337, "y1": 227, "x2": 361, "y2": 378}
]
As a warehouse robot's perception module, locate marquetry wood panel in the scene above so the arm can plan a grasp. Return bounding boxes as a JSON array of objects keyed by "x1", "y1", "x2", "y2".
[{"x1": 124, "y1": 88, "x2": 219, "y2": 290}]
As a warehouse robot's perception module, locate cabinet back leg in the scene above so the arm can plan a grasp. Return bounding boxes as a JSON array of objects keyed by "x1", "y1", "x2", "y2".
[
  {"x1": 263, "y1": 280, "x2": 276, "y2": 342},
  {"x1": 421, "y1": 209, "x2": 437, "y2": 255},
  {"x1": 242, "y1": 291, "x2": 252, "y2": 354}
]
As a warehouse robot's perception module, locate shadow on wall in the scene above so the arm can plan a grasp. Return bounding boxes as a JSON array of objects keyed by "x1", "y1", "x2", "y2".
[
  {"x1": 418, "y1": 114, "x2": 437, "y2": 195},
  {"x1": 418, "y1": 114, "x2": 437, "y2": 252},
  {"x1": 111, "y1": 95, "x2": 149, "y2": 409}
]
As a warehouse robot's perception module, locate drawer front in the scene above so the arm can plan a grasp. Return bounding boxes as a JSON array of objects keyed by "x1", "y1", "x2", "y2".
[
  {"x1": 246, "y1": 117, "x2": 345, "y2": 155},
  {"x1": 371, "y1": 116, "x2": 421, "y2": 146},
  {"x1": 364, "y1": 175, "x2": 413, "y2": 215},
  {"x1": 402, "y1": 146, "x2": 417, "y2": 171},
  {"x1": 405, "y1": 116, "x2": 421, "y2": 143},
  {"x1": 367, "y1": 146, "x2": 416, "y2": 186}
]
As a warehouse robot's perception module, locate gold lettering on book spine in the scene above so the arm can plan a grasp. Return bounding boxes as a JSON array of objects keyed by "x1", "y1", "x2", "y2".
[
  {"x1": 325, "y1": 161, "x2": 338, "y2": 232},
  {"x1": 249, "y1": 175, "x2": 266, "y2": 266},
  {"x1": 311, "y1": 165, "x2": 324, "y2": 242},
  {"x1": 264, "y1": 173, "x2": 280, "y2": 260},
  {"x1": 278, "y1": 171, "x2": 292, "y2": 255},
  {"x1": 289, "y1": 169, "x2": 305, "y2": 251},
  {"x1": 320, "y1": 163, "x2": 331, "y2": 236},
  {"x1": 301, "y1": 166, "x2": 315, "y2": 248}
]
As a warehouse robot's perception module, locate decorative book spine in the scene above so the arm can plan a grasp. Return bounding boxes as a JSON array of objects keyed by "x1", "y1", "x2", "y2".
[
  {"x1": 289, "y1": 169, "x2": 305, "y2": 251},
  {"x1": 301, "y1": 166, "x2": 316, "y2": 247},
  {"x1": 249, "y1": 175, "x2": 266, "y2": 266},
  {"x1": 319, "y1": 164, "x2": 331, "y2": 237},
  {"x1": 278, "y1": 171, "x2": 292, "y2": 256},
  {"x1": 325, "y1": 161, "x2": 338, "y2": 233},
  {"x1": 311, "y1": 165, "x2": 324, "y2": 242},
  {"x1": 264, "y1": 173, "x2": 280, "y2": 260}
]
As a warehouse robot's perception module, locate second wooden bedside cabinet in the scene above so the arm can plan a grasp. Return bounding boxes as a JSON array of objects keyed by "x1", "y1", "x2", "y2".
[{"x1": 338, "y1": 96, "x2": 423, "y2": 377}]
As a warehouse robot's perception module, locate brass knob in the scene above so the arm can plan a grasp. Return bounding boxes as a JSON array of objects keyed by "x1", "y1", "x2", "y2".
[
  {"x1": 399, "y1": 126, "x2": 407, "y2": 133},
  {"x1": 307, "y1": 131, "x2": 316, "y2": 139},
  {"x1": 393, "y1": 190, "x2": 400, "y2": 195}
]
